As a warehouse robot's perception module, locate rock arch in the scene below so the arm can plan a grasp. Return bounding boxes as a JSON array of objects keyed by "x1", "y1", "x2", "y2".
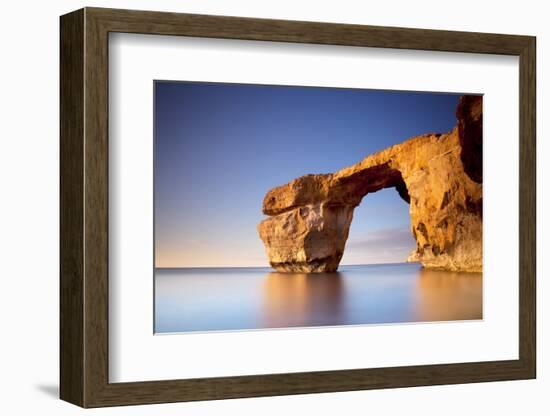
[{"x1": 257, "y1": 96, "x2": 482, "y2": 273}]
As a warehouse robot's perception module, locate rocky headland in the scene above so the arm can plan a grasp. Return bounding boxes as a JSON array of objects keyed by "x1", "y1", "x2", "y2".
[{"x1": 257, "y1": 95, "x2": 482, "y2": 273}]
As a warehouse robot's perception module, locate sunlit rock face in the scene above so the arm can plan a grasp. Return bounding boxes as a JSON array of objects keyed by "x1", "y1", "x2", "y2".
[
  {"x1": 257, "y1": 95, "x2": 482, "y2": 273},
  {"x1": 257, "y1": 203, "x2": 354, "y2": 272}
]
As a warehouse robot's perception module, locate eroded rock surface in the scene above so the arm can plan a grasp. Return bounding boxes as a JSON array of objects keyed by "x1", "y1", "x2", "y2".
[{"x1": 257, "y1": 95, "x2": 483, "y2": 273}]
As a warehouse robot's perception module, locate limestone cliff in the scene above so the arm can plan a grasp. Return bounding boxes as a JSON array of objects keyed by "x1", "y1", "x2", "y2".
[{"x1": 257, "y1": 95, "x2": 482, "y2": 273}]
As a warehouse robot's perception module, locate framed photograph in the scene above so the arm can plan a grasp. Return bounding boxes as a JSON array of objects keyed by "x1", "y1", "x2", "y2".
[{"x1": 60, "y1": 7, "x2": 536, "y2": 408}]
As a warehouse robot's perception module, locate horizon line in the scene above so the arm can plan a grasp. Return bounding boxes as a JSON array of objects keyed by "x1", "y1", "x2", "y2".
[{"x1": 155, "y1": 261, "x2": 419, "y2": 270}]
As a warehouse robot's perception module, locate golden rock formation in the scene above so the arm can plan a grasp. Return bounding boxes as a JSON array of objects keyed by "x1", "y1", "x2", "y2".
[{"x1": 257, "y1": 95, "x2": 482, "y2": 273}]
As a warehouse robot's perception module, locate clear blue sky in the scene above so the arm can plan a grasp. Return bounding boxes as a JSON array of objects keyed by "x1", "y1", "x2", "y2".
[{"x1": 154, "y1": 81, "x2": 461, "y2": 267}]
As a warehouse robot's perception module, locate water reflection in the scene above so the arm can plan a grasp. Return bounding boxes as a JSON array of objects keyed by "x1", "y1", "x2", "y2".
[
  {"x1": 262, "y1": 272, "x2": 345, "y2": 328},
  {"x1": 154, "y1": 263, "x2": 482, "y2": 333},
  {"x1": 412, "y1": 268, "x2": 482, "y2": 322}
]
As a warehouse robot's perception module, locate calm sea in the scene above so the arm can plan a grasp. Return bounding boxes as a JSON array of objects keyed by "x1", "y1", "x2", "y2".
[{"x1": 154, "y1": 263, "x2": 482, "y2": 334}]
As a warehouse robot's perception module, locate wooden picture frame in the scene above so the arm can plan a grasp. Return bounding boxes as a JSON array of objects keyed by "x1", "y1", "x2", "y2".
[{"x1": 60, "y1": 7, "x2": 536, "y2": 408}]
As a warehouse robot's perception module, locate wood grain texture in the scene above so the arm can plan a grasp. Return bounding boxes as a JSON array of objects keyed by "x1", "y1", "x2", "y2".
[
  {"x1": 59, "y1": 7, "x2": 537, "y2": 408},
  {"x1": 83, "y1": 10, "x2": 110, "y2": 406},
  {"x1": 518, "y1": 38, "x2": 536, "y2": 375},
  {"x1": 88, "y1": 7, "x2": 532, "y2": 54},
  {"x1": 59, "y1": 8, "x2": 84, "y2": 407}
]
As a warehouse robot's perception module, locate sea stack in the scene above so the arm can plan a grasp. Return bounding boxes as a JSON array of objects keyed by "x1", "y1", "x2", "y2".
[{"x1": 257, "y1": 95, "x2": 483, "y2": 273}]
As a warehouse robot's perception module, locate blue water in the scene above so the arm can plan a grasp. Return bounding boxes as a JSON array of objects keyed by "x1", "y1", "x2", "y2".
[{"x1": 154, "y1": 263, "x2": 482, "y2": 333}]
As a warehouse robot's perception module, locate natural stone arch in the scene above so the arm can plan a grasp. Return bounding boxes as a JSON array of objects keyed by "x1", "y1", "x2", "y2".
[{"x1": 257, "y1": 95, "x2": 482, "y2": 273}]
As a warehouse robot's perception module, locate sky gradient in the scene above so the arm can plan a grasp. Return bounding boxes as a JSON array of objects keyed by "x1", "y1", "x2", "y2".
[{"x1": 154, "y1": 82, "x2": 461, "y2": 267}]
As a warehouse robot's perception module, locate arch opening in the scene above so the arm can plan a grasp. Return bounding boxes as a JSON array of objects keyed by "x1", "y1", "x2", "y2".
[{"x1": 341, "y1": 183, "x2": 415, "y2": 266}]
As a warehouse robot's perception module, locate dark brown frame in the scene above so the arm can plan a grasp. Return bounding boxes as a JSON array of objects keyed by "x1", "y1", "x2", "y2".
[{"x1": 60, "y1": 7, "x2": 536, "y2": 408}]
